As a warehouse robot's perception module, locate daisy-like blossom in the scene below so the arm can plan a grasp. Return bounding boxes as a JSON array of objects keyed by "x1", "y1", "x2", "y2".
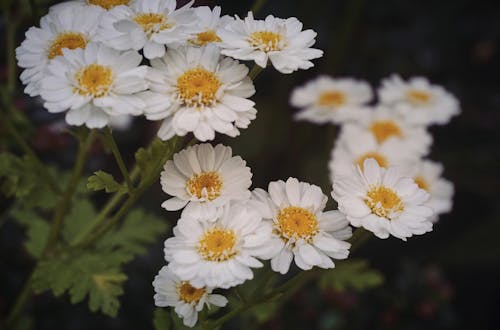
[
  {"x1": 291, "y1": 76, "x2": 373, "y2": 124},
  {"x1": 164, "y1": 202, "x2": 274, "y2": 289},
  {"x1": 16, "y1": 4, "x2": 102, "y2": 96},
  {"x1": 329, "y1": 126, "x2": 420, "y2": 179},
  {"x1": 39, "y1": 43, "x2": 148, "y2": 128},
  {"x1": 341, "y1": 106, "x2": 432, "y2": 156},
  {"x1": 97, "y1": 0, "x2": 197, "y2": 59},
  {"x1": 332, "y1": 158, "x2": 434, "y2": 240},
  {"x1": 160, "y1": 143, "x2": 252, "y2": 220},
  {"x1": 219, "y1": 12, "x2": 323, "y2": 74},
  {"x1": 401, "y1": 160, "x2": 454, "y2": 223},
  {"x1": 378, "y1": 75, "x2": 460, "y2": 125},
  {"x1": 144, "y1": 45, "x2": 256, "y2": 141},
  {"x1": 153, "y1": 266, "x2": 228, "y2": 328},
  {"x1": 251, "y1": 178, "x2": 352, "y2": 274},
  {"x1": 50, "y1": 0, "x2": 132, "y2": 12},
  {"x1": 188, "y1": 6, "x2": 233, "y2": 47}
]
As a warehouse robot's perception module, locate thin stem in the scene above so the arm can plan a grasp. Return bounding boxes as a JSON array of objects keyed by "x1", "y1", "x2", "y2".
[
  {"x1": 5, "y1": 273, "x2": 34, "y2": 328},
  {"x1": 249, "y1": 64, "x2": 263, "y2": 81},
  {"x1": 4, "y1": 6, "x2": 17, "y2": 94},
  {"x1": 250, "y1": 0, "x2": 268, "y2": 14},
  {"x1": 103, "y1": 126, "x2": 134, "y2": 193}
]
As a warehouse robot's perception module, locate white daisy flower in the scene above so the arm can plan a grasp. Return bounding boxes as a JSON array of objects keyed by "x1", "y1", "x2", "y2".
[
  {"x1": 188, "y1": 6, "x2": 233, "y2": 47},
  {"x1": 39, "y1": 42, "x2": 148, "y2": 128},
  {"x1": 290, "y1": 76, "x2": 373, "y2": 124},
  {"x1": 219, "y1": 12, "x2": 323, "y2": 74},
  {"x1": 15, "y1": 3, "x2": 102, "y2": 96},
  {"x1": 402, "y1": 160, "x2": 454, "y2": 223},
  {"x1": 160, "y1": 143, "x2": 252, "y2": 220},
  {"x1": 251, "y1": 178, "x2": 352, "y2": 274},
  {"x1": 50, "y1": 0, "x2": 131, "y2": 12},
  {"x1": 378, "y1": 75, "x2": 460, "y2": 125},
  {"x1": 97, "y1": 0, "x2": 197, "y2": 59},
  {"x1": 153, "y1": 266, "x2": 228, "y2": 328},
  {"x1": 332, "y1": 158, "x2": 434, "y2": 240},
  {"x1": 164, "y1": 202, "x2": 274, "y2": 289},
  {"x1": 144, "y1": 45, "x2": 256, "y2": 141}
]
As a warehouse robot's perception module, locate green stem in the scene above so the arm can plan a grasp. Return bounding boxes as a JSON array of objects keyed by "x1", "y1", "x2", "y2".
[
  {"x1": 250, "y1": 0, "x2": 268, "y2": 14},
  {"x1": 5, "y1": 273, "x2": 34, "y2": 328},
  {"x1": 249, "y1": 64, "x2": 263, "y2": 81},
  {"x1": 103, "y1": 126, "x2": 134, "y2": 193},
  {"x1": 5, "y1": 7, "x2": 17, "y2": 94}
]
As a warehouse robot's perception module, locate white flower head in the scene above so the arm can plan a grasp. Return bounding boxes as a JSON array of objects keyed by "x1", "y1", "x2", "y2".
[
  {"x1": 251, "y1": 178, "x2": 352, "y2": 274},
  {"x1": 153, "y1": 266, "x2": 228, "y2": 328},
  {"x1": 50, "y1": 0, "x2": 132, "y2": 12},
  {"x1": 332, "y1": 158, "x2": 434, "y2": 240},
  {"x1": 161, "y1": 143, "x2": 252, "y2": 220},
  {"x1": 378, "y1": 75, "x2": 460, "y2": 125},
  {"x1": 291, "y1": 76, "x2": 373, "y2": 124},
  {"x1": 97, "y1": 0, "x2": 197, "y2": 59},
  {"x1": 144, "y1": 45, "x2": 256, "y2": 141},
  {"x1": 219, "y1": 12, "x2": 323, "y2": 74},
  {"x1": 164, "y1": 202, "x2": 274, "y2": 289},
  {"x1": 16, "y1": 3, "x2": 102, "y2": 96},
  {"x1": 39, "y1": 42, "x2": 148, "y2": 128},
  {"x1": 188, "y1": 6, "x2": 234, "y2": 47}
]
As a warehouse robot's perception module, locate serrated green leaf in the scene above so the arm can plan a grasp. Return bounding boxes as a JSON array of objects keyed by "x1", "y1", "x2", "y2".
[
  {"x1": 135, "y1": 137, "x2": 178, "y2": 183},
  {"x1": 10, "y1": 208, "x2": 49, "y2": 258},
  {"x1": 87, "y1": 170, "x2": 124, "y2": 193},
  {"x1": 320, "y1": 260, "x2": 384, "y2": 292},
  {"x1": 0, "y1": 153, "x2": 37, "y2": 197},
  {"x1": 154, "y1": 308, "x2": 171, "y2": 330},
  {"x1": 62, "y1": 199, "x2": 97, "y2": 243}
]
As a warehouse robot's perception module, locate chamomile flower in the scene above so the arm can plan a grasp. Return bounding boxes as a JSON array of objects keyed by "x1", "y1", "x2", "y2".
[
  {"x1": 219, "y1": 12, "x2": 323, "y2": 74},
  {"x1": 332, "y1": 158, "x2": 434, "y2": 240},
  {"x1": 16, "y1": 4, "x2": 102, "y2": 96},
  {"x1": 164, "y1": 203, "x2": 274, "y2": 289},
  {"x1": 39, "y1": 43, "x2": 148, "y2": 128},
  {"x1": 251, "y1": 178, "x2": 352, "y2": 274},
  {"x1": 189, "y1": 6, "x2": 233, "y2": 47},
  {"x1": 50, "y1": 0, "x2": 131, "y2": 12},
  {"x1": 160, "y1": 143, "x2": 252, "y2": 220},
  {"x1": 378, "y1": 75, "x2": 460, "y2": 125},
  {"x1": 291, "y1": 76, "x2": 373, "y2": 124},
  {"x1": 144, "y1": 45, "x2": 256, "y2": 141},
  {"x1": 153, "y1": 266, "x2": 228, "y2": 328},
  {"x1": 97, "y1": 0, "x2": 197, "y2": 59}
]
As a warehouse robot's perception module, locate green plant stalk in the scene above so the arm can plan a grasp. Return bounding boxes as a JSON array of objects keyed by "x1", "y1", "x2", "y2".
[
  {"x1": 103, "y1": 126, "x2": 134, "y2": 193},
  {"x1": 249, "y1": 64, "x2": 263, "y2": 80},
  {"x1": 5, "y1": 273, "x2": 34, "y2": 328},
  {"x1": 5, "y1": 8, "x2": 17, "y2": 94},
  {"x1": 251, "y1": 0, "x2": 268, "y2": 14}
]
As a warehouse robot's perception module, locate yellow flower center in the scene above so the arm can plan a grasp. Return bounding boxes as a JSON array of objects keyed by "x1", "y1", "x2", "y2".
[
  {"x1": 177, "y1": 282, "x2": 205, "y2": 304},
  {"x1": 247, "y1": 31, "x2": 284, "y2": 52},
  {"x1": 186, "y1": 171, "x2": 223, "y2": 201},
  {"x1": 414, "y1": 176, "x2": 429, "y2": 191},
  {"x1": 317, "y1": 91, "x2": 346, "y2": 107},
  {"x1": 356, "y1": 152, "x2": 388, "y2": 170},
  {"x1": 87, "y1": 0, "x2": 129, "y2": 10},
  {"x1": 197, "y1": 228, "x2": 237, "y2": 262},
  {"x1": 75, "y1": 64, "x2": 113, "y2": 97},
  {"x1": 370, "y1": 120, "x2": 402, "y2": 143},
  {"x1": 365, "y1": 186, "x2": 404, "y2": 219},
  {"x1": 191, "y1": 30, "x2": 222, "y2": 46},
  {"x1": 48, "y1": 32, "x2": 87, "y2": 60},
  {"x1": 276, "y1": 206, "x2": 319, "y2": 243},
  {"x1": 177, "y1": 67, "x2": 222, "y2": 108},
  {"x1": 134, "y1": 13, "x2": 173, "y2": 34},
  {"x1": 406, "y1": 89, "x2": 431, "y2": 105}
]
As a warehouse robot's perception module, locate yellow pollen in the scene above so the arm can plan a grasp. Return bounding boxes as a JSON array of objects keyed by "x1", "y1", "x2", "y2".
[
  {"x1": 177, "y1": 67, "x2": 222, "y2": 108},
  {"x1": 133, "y1": 13, "x2": 173, "y2": 34},
  {"x1": 177, "y1": 282, "x2": 205, "y2": 304},
  {"x1": 357, "y1": 152, "x2": 388, "y2": 170},
  {"x1": 414, "y1": 176, "x2": 429, "y2": 191},
  {"x1": 247, "y1": 31, "x2": 284, "y2": 52},
  {"x1": 87, "y1": 0, "x2": 129, "y2": 10},
  {"x1": 48, "y1": 32, "x2": 87, "y2": 60},
  {"x1": 75, "y1": 64, "x2": 113, "y2": 98},
  {"x1": 276, "y1": 206, "x2": 319, "y2": 243},
  {"x1": 406, "y1": 89, "x2": 431, "y2": 105},
  {"x1": 365, "y1": 186, "x2": 404, "y2": 219},
  {"x1": 370, "y1": 120, "x2": 402, "y2": 143},
  {"x1": 186, "y1": 171, "x2": 223, "y2": 200},
  {"x1": 197, "y1": 228, "x2": 237, "y2": 262},
  {"x1": 191, "y1": 30, "x2": 222, "y2": 46},
  {"x1": 317, "y1": 91, "x2": 346, "y2": 107}
]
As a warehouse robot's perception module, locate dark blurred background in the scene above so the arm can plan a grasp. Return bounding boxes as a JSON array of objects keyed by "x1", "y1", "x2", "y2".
[{"x1": 1, "y1": 0, "x2": 500, "y2": 329}]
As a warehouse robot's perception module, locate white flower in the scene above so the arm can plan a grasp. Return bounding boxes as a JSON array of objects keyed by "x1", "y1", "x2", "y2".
[
  {"x1": 332, "y1": 158, "x2": 434, "y2": 240},
  {"x1": 188, "y1": 6, "x2": 233, "y2": 47},
  {"x1": 219, "y1": 12, "x2": 323, "y2": 74},
  {"x1": 378, "y1": 75, "x2": 460, "y2": 125},
  {"x1": 15, "y1": 3, "x2": 102, "y2": 96},
  {"x1": 144, "y1": 45, "x2": 256, "y2": 141},
  {"x1": 153, "y1": 266, "x2": 228, "y2": 328},
  {"x1": 164, "y1": 203, "x2": 274, "y2": 289},
  {"x1": 251, "y1": 178, "x2": 352, "y2": 274},
  {"x1": 50, "y1": 0, "x2": 131, "y2": 12},
  {"x1": 402, "y1": 160, "x2": 454, "y2": 223},
  {"x1": 97, "y1": 0, "x2": 197, "y2": 59},
  {"x1": 39, "y1": 43, "x2": 148, "y2": 128},
  {"x1": 160, "y1": 143, "x2": 252, "y2": 220},
  {"x1": 291, "y1": 76, "x2": 373, "y2": 124}
]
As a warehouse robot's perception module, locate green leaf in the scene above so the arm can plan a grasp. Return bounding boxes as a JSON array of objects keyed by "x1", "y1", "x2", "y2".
[
  {"x1": 87, "y1": 170, "x2": 124, "y2": 193},
  {"x1": 135, "y1": 137, "x2": 178, "y2": 183},
  {"x1": 0, "y1": 153, "x2": 37, "y2": 197},
  {"x1": 10, "y1": 208, "x2": 49, "y2": 258},
  {"x1": 320, "y1": 260, "x2": 384, "y2": 292},
  {"x1": 153, "y1": 308, "x2": 171, "y2": 330},
  {"x1": 62, "y1": 199, "x2": 97, "y2": 244},
  {"x1": 250, "y1": 302, "x2": 279, "y2": 323}
]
